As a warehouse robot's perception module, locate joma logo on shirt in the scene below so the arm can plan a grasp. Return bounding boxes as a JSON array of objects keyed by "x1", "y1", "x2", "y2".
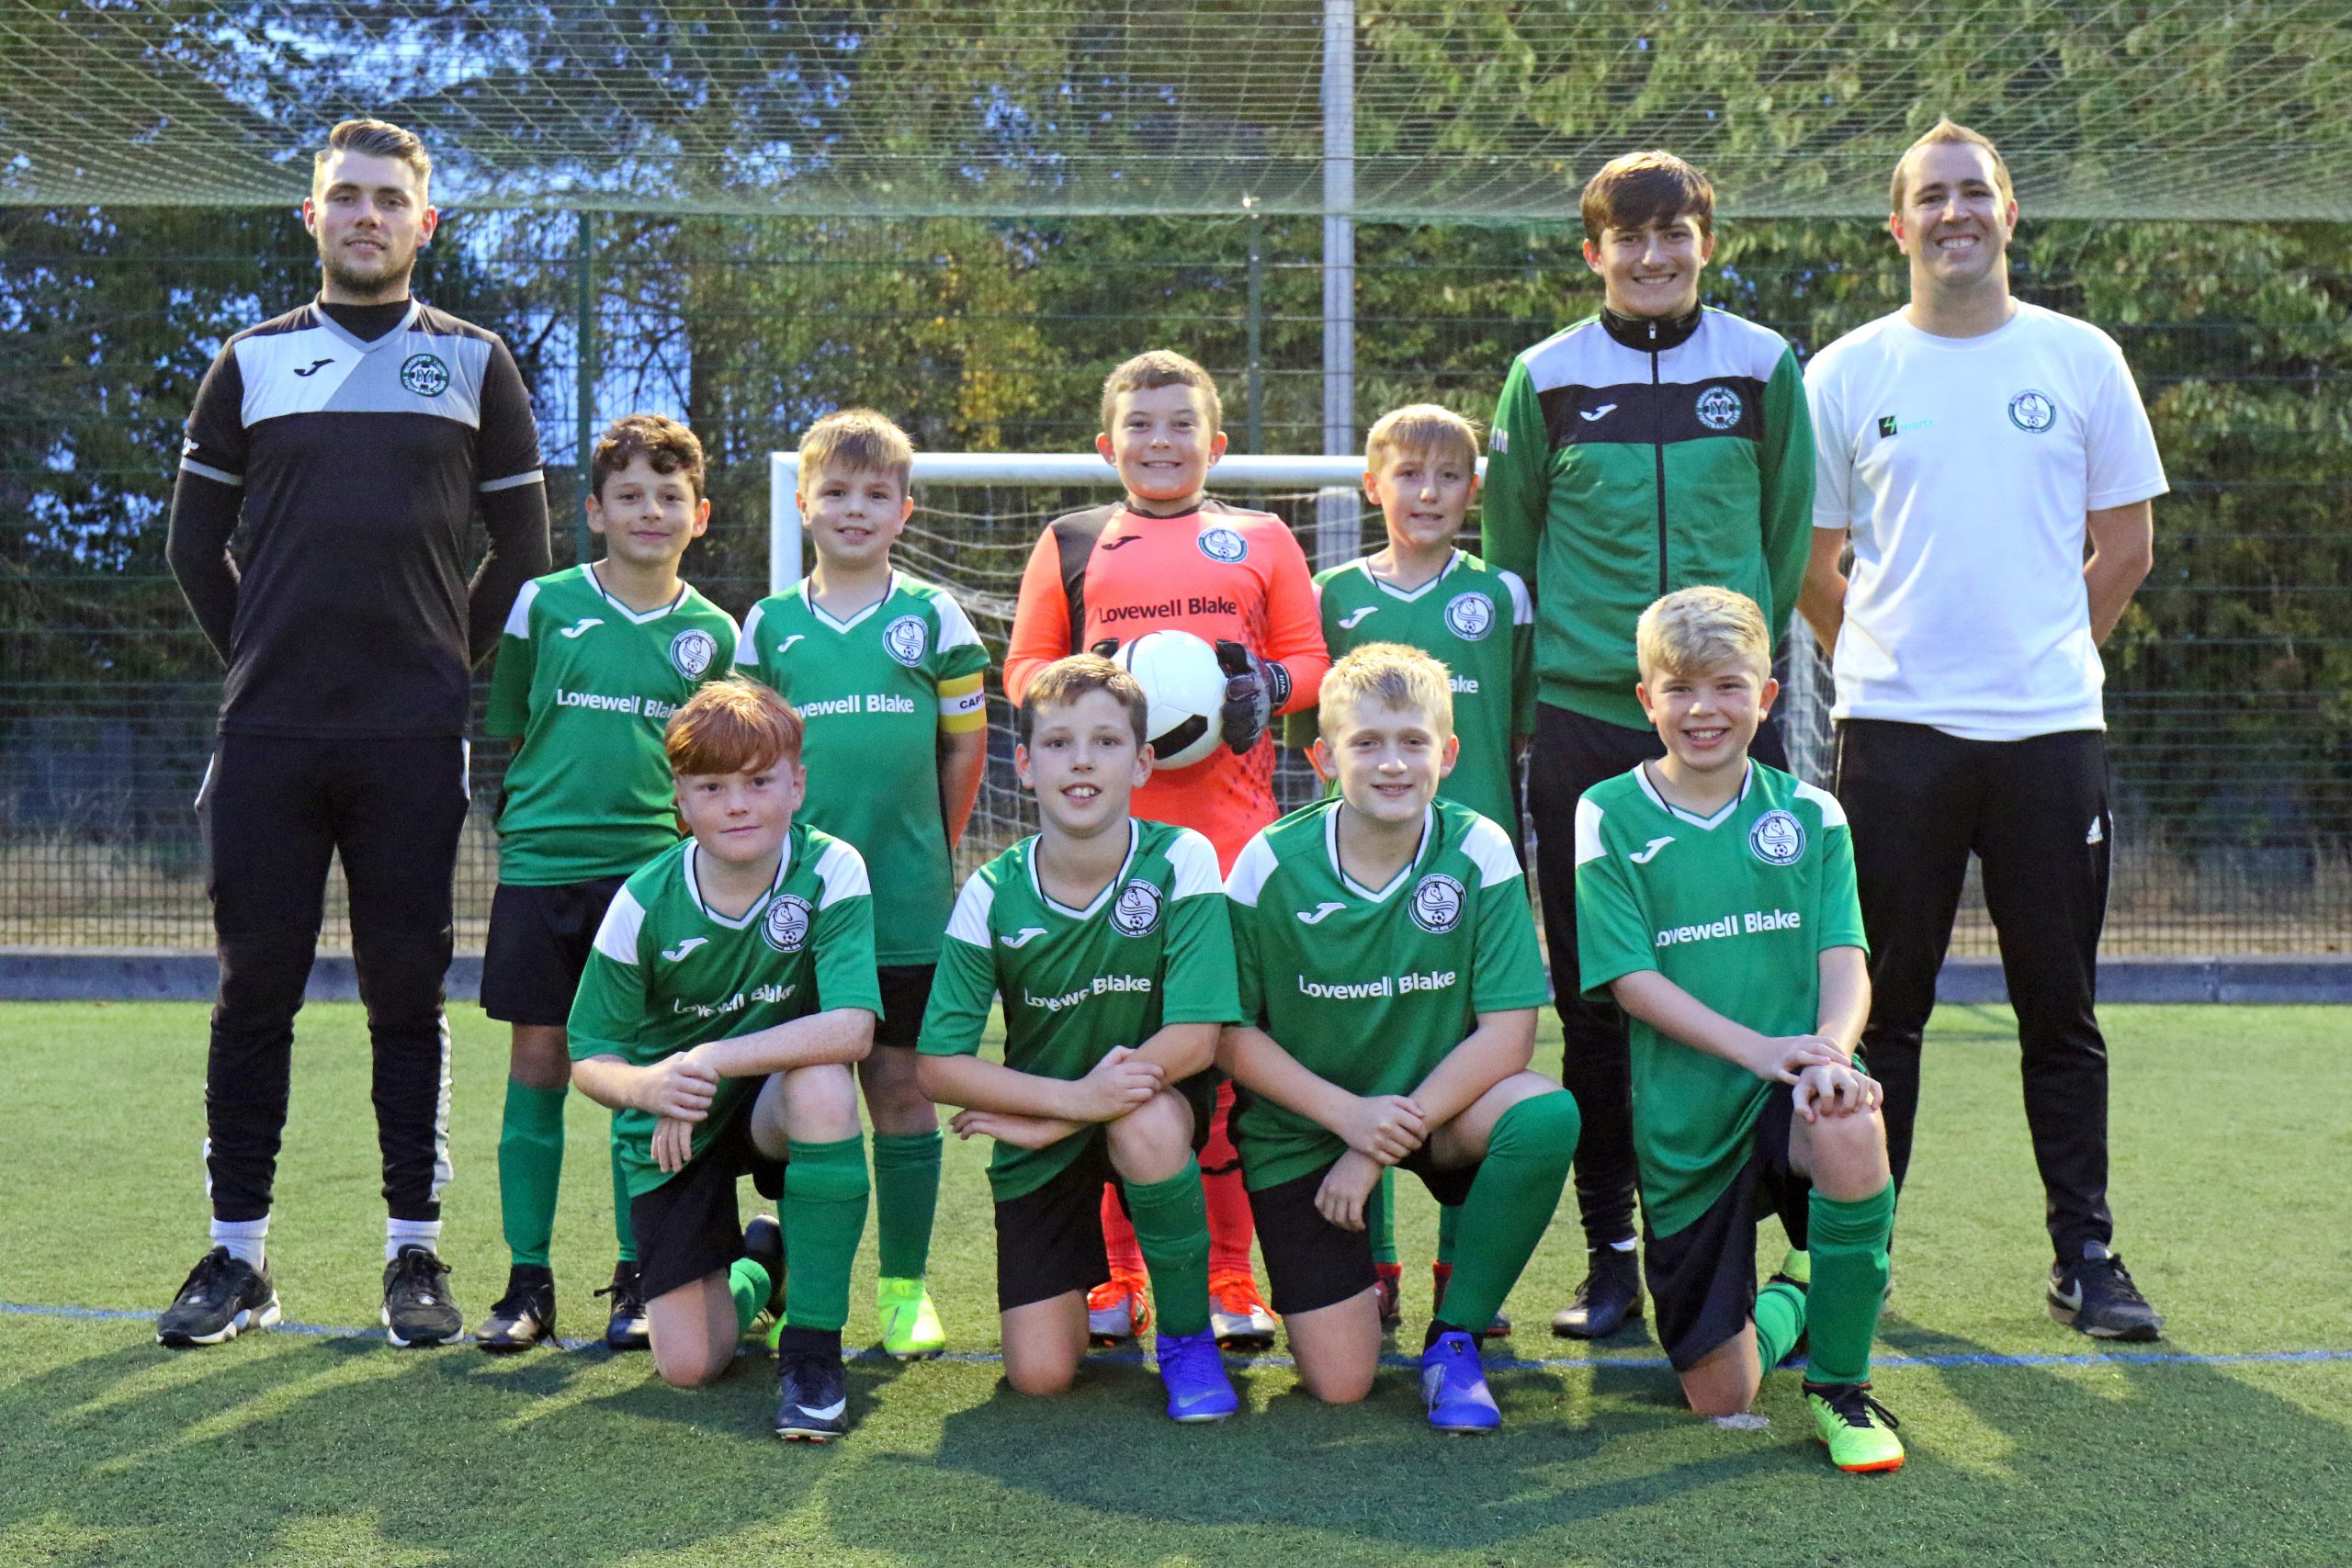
[{"x1": 1654, "y1": 909, "x2": 1803, "y2": 947}]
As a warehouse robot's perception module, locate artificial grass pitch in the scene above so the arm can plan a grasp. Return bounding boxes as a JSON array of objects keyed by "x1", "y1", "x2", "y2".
[{"x1": 3, "y1": 1001, "x2": 2348, "y2": 1567}]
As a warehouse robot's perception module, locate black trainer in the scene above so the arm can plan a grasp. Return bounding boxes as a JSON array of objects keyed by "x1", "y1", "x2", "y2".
[
  {"x1": 381, "y1": 1245, "x2": 464, "y2": 1348},
  {"x1": 775, "y1": 1344, "x2": 851, "y2": 1442},
  {"x1": 1551, "y1": 1245, "x2": 1643, "y2": 1339},
  {"x1": 597, "y1": 1260, "x2": 650, "y2": 1351},
  {"x1": 742, "y1": 1213, "x2": 787, "y2": 1322},
  {"x1": 475, "y1": 1264, "x2": 557, "y2": 1353},
  {"x1": 2049, "y1": 1245, "x2": 2164, "y2": 1341},
  {"x1": 158, "y1": 1247, "x2": 281, "y2": 1348}
]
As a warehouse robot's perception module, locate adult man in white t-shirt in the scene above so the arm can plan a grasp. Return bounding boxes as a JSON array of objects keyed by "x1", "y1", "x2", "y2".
[{"x1": 1800, "y1": 119, "x2": 2165, "y2": 1340}]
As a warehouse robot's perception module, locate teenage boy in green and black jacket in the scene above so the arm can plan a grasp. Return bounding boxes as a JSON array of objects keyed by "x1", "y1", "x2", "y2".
[{"x1": 1481, "y1": 149, "x2": 1813, "y2": 1342}]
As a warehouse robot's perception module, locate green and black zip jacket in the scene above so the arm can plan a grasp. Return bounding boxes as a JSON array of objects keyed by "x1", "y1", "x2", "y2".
[{"x1": 1481, "y1": 305, "x2": 1814, "y2": 731}]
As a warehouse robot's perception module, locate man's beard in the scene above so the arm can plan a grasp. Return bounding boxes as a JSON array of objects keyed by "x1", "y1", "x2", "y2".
[{"x1": 319, "y1": 239, "x2": 414, "y2": 302}]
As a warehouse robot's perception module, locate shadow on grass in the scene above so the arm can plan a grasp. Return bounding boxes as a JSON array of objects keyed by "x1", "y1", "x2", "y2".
[{"x1": 7, "y1": 1316, "x2": 2351, "y2": 1568}]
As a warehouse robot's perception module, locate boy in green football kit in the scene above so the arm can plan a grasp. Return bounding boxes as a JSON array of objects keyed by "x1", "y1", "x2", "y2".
[
  {"x1": 569, "y1": 679, "x2": 880, "y2": 1442},
  {"x1": 477, "y1": 413, "x2": 740, "y2": 1353},
  {"x1": 1574, "y1": 587, "x2": 1904, "y2": 1472},
  {"x1": 736, "y1": 410, "x2": 989, "y2": 1360},
  {"x1": 917, "y1": 655, "x2": 1241, "y2": 1422},
  {"x1": 1221, "y1": 645, "x2": 1578, "y2": 1434},
  {"x1": 1287, "y1": 403, "x2": 1533, "y2": 1336}
]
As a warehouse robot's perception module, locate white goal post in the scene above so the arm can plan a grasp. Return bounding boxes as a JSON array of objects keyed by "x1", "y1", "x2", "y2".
[
  {"x1": 763, "y1": 448, "x2": 1833, "y2": 791},
  {"x1": 767, "y1": 451, "x2": 1382, "y2": 595}
]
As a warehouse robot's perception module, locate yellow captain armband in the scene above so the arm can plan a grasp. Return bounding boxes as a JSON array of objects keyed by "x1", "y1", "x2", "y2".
[{"x1": 937, "y1": 672, "x2": 988, "y2": 734}]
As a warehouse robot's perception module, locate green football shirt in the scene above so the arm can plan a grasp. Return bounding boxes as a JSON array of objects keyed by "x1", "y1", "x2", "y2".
[
  {"x1": 1574, "y1": 761, "x2": 1867, "y2": 1237},
  {"x1": 1226, "y1": 795, "x2": 1550, "y2": 1191},
  {"x1": 568, "y1": 824, "x2": 884, "y2": 1198},
  {"x1": 736, "y1": 572, "x2": 989, "y2": 965},
  {"x1": 1285, "y1": 549, "x2": 1535, "y2": 832},
  {"x1": 485, "y1": 564, "x2": 740, "y2": 886},
  {"x1": 919, "y1": 818, "x2": 1241, "y2": 1201}
]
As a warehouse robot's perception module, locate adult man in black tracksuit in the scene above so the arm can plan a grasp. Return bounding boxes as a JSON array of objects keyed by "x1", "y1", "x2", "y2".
[
  {"x1": 160, "y1": 118, "x2": 550, "y2": 1348},
  {"x1": 1483, "y1": 152, "x2": 1814, "y2": 1337}
]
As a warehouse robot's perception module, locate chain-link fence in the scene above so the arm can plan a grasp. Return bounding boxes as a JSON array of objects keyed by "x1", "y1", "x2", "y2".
[{"x1": 4, "y1": 209, "x2": 2346, "y2": 955}]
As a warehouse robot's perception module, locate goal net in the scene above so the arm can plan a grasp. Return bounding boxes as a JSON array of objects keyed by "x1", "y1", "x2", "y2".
[{"x1": 768, "y1": 451, "x2": 1835, "y2": 882}]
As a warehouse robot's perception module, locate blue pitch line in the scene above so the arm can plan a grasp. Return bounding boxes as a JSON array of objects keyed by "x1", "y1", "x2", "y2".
[{"x1": 9, "y1": 1301, "x2": 2351, "y2": 1373}]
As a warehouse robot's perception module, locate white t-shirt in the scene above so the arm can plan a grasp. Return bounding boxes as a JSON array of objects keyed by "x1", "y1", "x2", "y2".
[{"x1": 1805, "y1": 302, "x2": 2167, "y2": 740}]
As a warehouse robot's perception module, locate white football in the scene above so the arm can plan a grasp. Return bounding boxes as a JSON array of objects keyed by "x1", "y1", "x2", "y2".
[{"x1": 1113, "y1": 629, "x2": 1228, "y2": 771}]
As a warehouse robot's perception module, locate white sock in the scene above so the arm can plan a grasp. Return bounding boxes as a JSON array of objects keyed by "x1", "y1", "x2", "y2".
[
  {"x1": 386, "y1": 1218, "x2": 443, "y2": 1263},
  {"x1": 210, "y1": 1216, "x2": 268, "y2": 1269}
]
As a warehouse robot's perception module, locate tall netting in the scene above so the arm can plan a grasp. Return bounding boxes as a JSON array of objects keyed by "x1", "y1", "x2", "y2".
[
  {"x1": 5, "y1": 1, "x2": 2349, "y2": 219},
  {"x1": 4, "y1": 204, "x2": 2348, "y2": 955}
]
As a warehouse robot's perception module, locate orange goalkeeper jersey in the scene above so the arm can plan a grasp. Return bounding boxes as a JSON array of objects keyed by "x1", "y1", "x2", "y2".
[{"x1": 1005, "y1": 500, "x2": 1330, "y2": 870}]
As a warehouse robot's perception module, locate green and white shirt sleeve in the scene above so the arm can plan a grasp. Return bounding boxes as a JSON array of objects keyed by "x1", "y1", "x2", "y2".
[
  {"x1": 1571, "y1": 795, "x2": 1657, "y2": 998},
  {"x1": 485, "y1": 577, "x2": 541, "y2": 739},
  {"x1": 1479, "y1": 357, "x2": 1551, "y2": 598},
  {"x1": 1759, "y1": 345, "x2": 1817, "y2": 641},
  {"x1": 1158, "y1": 828, "x2": 1243, "y2": 1025},
  {"x1": 917, "y1": 870, "x2": 1001, "y2": 1059}
]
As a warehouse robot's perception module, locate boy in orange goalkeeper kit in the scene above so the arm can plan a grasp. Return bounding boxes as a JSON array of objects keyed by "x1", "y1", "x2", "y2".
[{"x1": 1005, "y1": 350, "x2": 1330, "y2": 1347}]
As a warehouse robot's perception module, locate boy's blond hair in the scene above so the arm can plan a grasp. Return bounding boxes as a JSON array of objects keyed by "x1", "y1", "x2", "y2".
[
  {"x1": 1018, "y1": 653, "x2": 1148, "y2": 749},
  {"x1": 1100, "y1": 350, "x2": 1222, "y2": 435},
  {"x1": 1364, "y1": 404, "x2": 1481, "y2": 475},
  {"x1": 665, "y1": 678, "x2": 805, "y2": 776},
  {"x1": 1318, "y1": 642, "x2": 1454, "y2": 738},
  {"x1": 799, "y1": 409, "x2": 914, "y2": 491},
  {"x1": 1635, "y1": 587, "x2": 1771, "y2": 682}
]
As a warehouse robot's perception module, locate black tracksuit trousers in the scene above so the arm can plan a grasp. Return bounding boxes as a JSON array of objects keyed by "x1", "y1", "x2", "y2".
[
  {"x1": 1835, "y1": 718, "x2": 2116, "y2": 1262},
  {"x1": 1528, "y1": 702, "x2": 1787, "y2": 1249},
  {"x1": 198, "y1": 733, "x2": 469, "y2": 1224}
]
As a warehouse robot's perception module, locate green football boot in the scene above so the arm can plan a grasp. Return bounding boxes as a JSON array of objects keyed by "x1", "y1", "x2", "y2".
[
  {"x1": 877, "y1": 1276, "x2": 946, "y2": 1360},
  {"x1": 1805, "y1": 1381, "x2": 1905, "y2": 1473}
]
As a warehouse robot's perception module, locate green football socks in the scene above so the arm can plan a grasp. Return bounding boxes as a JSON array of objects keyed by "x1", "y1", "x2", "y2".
[
  {"x1": 871, "y1": 1129, "x2": 943, "y2": 1280},
  {"x1": 496, "y1": 1079, "x2": 567, "y2": 1269},
  {"x1": 1804, "y1": 1181, "x2": 1895, "y2": 1386},
  {"x1": 1436, "y1": 1201, "x2": 1461, "y2": 1268},
  {"x1": 1754, "y1": 1273, "x2": 1808, "y2": 1370},
  {"x1": 1430, "y1": 1092, "x2": 1579, "y2": 1333},
  {"x1": 1125, "y1": 1159, "x2": 1213, "y2": 1337},
  {"x1": 1370, "y1": 1168, "x2": 1398, "y2": 1267},
  {"x1": 728, "y1": 1258, "x2": 774, "y2": 1337},
  {"x1": 781, "y1": 1135, "x2": 870, "y2": 1333},
  {"x1": 609, "y1": 1131, "x2": 637, "y2": 1264}
]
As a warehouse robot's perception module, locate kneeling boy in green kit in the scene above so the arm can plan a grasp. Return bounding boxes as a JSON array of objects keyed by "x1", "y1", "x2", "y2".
[
  {"x1": 1220, "y1": 643, "x2": 1579, "y2": 1434},
  {"x1": 917, "y1": 654, "x2": 1240, "y2": 1421},
  {"x1": 1575, "y1": 586, "x2": 1903, "y2": 1472},
  {"x1": 569, "y1": 679, "x2": 880, "y2": 1442}
]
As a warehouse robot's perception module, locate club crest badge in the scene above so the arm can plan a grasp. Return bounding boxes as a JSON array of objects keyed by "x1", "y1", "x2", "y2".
[
  {"x1": 883, "y1": 615, "x2": 929, "y2": 667},
  {"x1": 669, "y1": 627, "x2": 718, "y2": 678},
  {"x1": 1749, "y1": 809, "x2": 1806, "y2": 866},
  {"x1": 1112, "y1": 878, "x2": 1164, "y2": 937},
  {"x1": 1695, "y1": 386, "x2": 1744, "y2": 431},
  {"x1": 2007, "y1": 389, "x2": 2058, "y2": 434},
  {"x1": 399, "y1": 353, "x2": 451, "y2": 398},
  {"x1": 1196, "y1": 526, "x2": 1249, "y2": 564},
  {"x1": 1409, "y1": 872, "x2": 1466, "y2": 935},
  {"x1": 1444, "y1": 592, "x2": 1495, "y2": 641},
  {"x1": 763, "y1": 895, "x2": 814, "y2": 953}
]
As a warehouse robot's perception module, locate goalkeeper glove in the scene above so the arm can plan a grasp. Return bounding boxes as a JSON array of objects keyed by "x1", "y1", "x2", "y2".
[{"x1": 1215, "y1": 639, "x2": 1291, "y2": 756}]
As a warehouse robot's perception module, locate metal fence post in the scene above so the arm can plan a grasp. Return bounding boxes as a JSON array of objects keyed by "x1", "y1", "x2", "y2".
[{"x1": 572, "y1": 209, "x2": 597, "y2": 562}]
